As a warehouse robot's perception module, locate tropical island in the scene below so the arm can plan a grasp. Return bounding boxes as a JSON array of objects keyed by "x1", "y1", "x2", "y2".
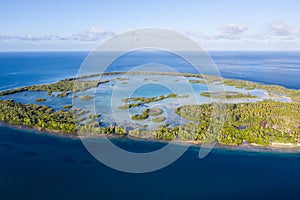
[
  {"x1": 0, "y1": 71, "x2": 300, "y2": 148},
  {"x1": 200, "y1": 91, "x2": 257, "y2": 99},
  {"x1": 131, "y1": 108, "x2": 164, "y2": 121},
  {"x1": 118, "y1": 94, "x2": 189, "y2": 109}
]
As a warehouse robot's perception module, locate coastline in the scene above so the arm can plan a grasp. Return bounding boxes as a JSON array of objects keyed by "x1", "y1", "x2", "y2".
[
  {"x1": 1, "y1": 121, "x2": 300, "y2": 154},
  {"x1": 1, "y1": 71, "x2": 300, "y2": 152}
]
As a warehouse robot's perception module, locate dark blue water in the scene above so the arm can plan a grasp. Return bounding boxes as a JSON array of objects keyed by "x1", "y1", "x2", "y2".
[
  {"x1": 1, "y1": 51, "x2": 300, "y2": 200},
  {"x1": 1, "y1": 51, "x2": 300, "y2": 90},
  {"x1": 1, "y1": 126, "x2": 300, "y2": 200},
  {"x1": 0, "y1": 52, "x2": 87, "y2": 91}
]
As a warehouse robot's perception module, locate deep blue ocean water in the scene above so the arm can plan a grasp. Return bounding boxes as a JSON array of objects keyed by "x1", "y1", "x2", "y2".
[
  {"x1": 1, "y1": 51, "x2": 300, "y2": 90},
  {"x1": 1, "y1": 51, "x2": 300, "y2": 200}
]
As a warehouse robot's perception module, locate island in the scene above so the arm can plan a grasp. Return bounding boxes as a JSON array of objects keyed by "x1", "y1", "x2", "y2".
[
  {"x1": 200, "y1": 91, "x2": 257, "y2": 99},
  {"x1": 131, "y1": 108, "x2": 164, "y2": 121},
  {"x1": 35, "y1": 98, "x2": 46, "y2": 102},
  {"x1": 0, "y1": 71, "x2": 300, "y2": 148},
  {"x1": 118, "y1": 94, "x2": 189, "y2": 110}
]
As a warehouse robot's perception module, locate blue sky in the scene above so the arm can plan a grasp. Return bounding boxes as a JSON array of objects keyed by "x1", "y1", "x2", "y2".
[{"x1": 1, "y1": 0, "x2": 300, "y2": 51}]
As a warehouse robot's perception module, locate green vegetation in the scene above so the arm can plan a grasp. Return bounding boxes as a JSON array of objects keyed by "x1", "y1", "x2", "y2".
[
  {"x1": 116, "y1": 77, "x2": 129, "y2": 81},
  {"x1": 129, "y1": 100, "x2": 300, "y2": 144},
  {"x1": 117, "y1": 103, "x2": 142, "y2": 110},
  {"x1": 63, "y1": 104, "x2": 72, "y2": 109},
  {"x1": 175, "y1": 100, "x2": 300, "y2": 145},
  {"x1": 1, "y1": 95, "x2": 300, "y2": 146},
  {"x1": 129, "y1": 124, "x2": 176, "y2": 140},
  {"x1": 200, "y1": 91, "x2": 257, "y2": 99},
  {"x1": 87, "y1": 114, "x2": 99, "y2": 119},
  {"x1": 0, "y1": 78, "x2": 109, "y2": 97},
  {"x1": 0, "y1": 99, "x2": 76, "y2": 133},
  {"x1": 131, "y1": 113, "x2": 149, "y2": 120},
  {"x1": 189, "y1": 79, "x2": 206, "y2": 84},
  {"x1": 143, "y1": 78, "x2": 157, "y2": 82},
  {"x1": 0, "y1": 99, "x2": 123, "y2": 135},
  {"x1": 1, "y1": 70, "x2": 299, "y2": 101},
  {"x1": 35, "y1": 98, "x2": 46, "y2": 102},
  {"x1": 151, "y1": 116, "x2": 165, "y2": 123},
  {"x1": 57, "y1": 92, "x2": 68, "y2": 98},
  {"x1": 78, "y1": 122, "x2": 100, "y2": 134},
  {"x1": 100, "y1": 125, "x2": 127, "y2": 135},
  {"x1": 148, "y1": 108, "x2": 163, "y2": 116},
  {"x1": 131, "y1": 109, "x2": 150, "y2": 120},
  {"x1": 1, "y1": 71, "x2": 300, "y2": 147},
  {"x1": 131, "y1": 108, "x2": 163, "y2": 121},
  {"x1": 80, "y1": 95, "x2": 94, "y2": 101},
  {"x1": 119, "y1": 93, "x2": 188, "y2": 110},
  {"x1": 218, "y1": 77, "x2": 300, "y2": 101}
]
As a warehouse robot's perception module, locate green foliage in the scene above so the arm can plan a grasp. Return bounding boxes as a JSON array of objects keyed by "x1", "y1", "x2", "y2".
[
  {"x1": 148, "y1": 108, "x2": 163, "y2": 116},
  {"x1": 87, "y1": 114, "x2": 99, "y2": 119},
  {"x1": 0, "y1": 78, "x2": 109, "y2": 97},
  {"x1": 80, "y1": 95, "x2": 94, "y2": 101},
  {"x1": 1, "y1": 70, "x2": 300, "y2": 102},
  {"x1": 151, "y1": 116, "x2": 165, "y2": 123},
  {"x1": 200, "y1": 91, "x2": 257, "y2": 99},
  {"x1": 131, "y1": 108, "x2": 164, "y2": 121},
  {"x1": 57, "y1": 93, "x2": 67, "y2": 98},
  {"x1": 0, "y1": 99, "x2": 76, "y2": 133},
  {"x1": 119, "y1": 93, "x2": 188, "y2": 110},
  {"x1": 63, "y1": 104, "x2": 72, "y2": 109},
  {"x1": 116, "y1": 77, "x2": 129, "y2": 81},
  {"x1": 78, "y1": 121, "x2": 100, "y2": 134},
  {"x1": 131, "y1": 109, "x2": 150, "y2": 120},
  {"x1": 35, "y1": 98, "x2": 46, "y2": 102},
  {"x1": 189, "y1": 79, "x2": 206, "y2": 84},
  {"x1": 176, "y1": 100, "x2": 300, "y2": 145},
  {"x1": 100, "y1": 125, "x2": 126, "y2": 135},
  {"x1": 1, "y1": 71, "x2": 300, "y2": 146}
]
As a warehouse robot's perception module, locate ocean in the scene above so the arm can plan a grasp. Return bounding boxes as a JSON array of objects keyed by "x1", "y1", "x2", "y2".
[{"x1": 1, "y1": 51, "x2": 300, "y2": 200}]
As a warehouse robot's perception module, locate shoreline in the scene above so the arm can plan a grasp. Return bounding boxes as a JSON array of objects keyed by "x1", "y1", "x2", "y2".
[
  {"x1": 1, "y1": 71, "x2": 300, "y2": 152},
  {"x1": 1, "y1": 121, "x2": 300, "y2": 154}
]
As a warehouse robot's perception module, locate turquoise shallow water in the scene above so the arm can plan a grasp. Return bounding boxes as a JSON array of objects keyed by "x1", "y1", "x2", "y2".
[
  {"x1": 0, "y1": 73, "x2": 268, "y2": 129},
  {"x1": 1, "y1": 51, "x2": 300, "y2": 199}
]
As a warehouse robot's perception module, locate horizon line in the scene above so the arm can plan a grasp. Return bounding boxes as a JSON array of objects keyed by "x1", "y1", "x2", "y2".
[{"x1": 1, "y1": 49, "x2": 300, "y2": 53}]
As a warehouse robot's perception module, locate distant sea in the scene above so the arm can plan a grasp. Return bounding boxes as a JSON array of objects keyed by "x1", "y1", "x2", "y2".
[
  {"x1": 1, "y1": 51, "x2": 300, "y2": 200},
  {"x1": 1, "y1": 51, "x2": 300, "y2": 90}
]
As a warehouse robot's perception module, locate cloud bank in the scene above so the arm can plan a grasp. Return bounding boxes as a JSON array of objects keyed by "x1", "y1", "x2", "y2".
[
  {"x1": 0, "y1": 27, "x2": 115, "y2": 42},
  {"x1": 1, "y1": 22, "x2": 300, "y2": 50}
]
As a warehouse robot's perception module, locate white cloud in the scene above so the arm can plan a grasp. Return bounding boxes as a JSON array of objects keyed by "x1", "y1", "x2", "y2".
[
  {"x1": 219, "y1": 24, "x2": 248, "y2": 35},
  {"x1": 268, "y1": 21, "x2": 300, "y2": 36},
  {"x1": 88, "y1": 27, "x2": 114, "y2": 35},
  {"x1": 184, "y1": 24, "x2": 248, "y2": 41},
  {"x1": 2, "y1": 23, "x2": 300, "y2": 50},
  {"x1": 71, "y1": 27, "x2": 115, "y2": 41},
  {"x1": 192, "y1": 22, "x2": 300, "y2": 42},
  {"x1": 269, "y1": 21, "x2": 291, "y2": 35},
  {"x1": 0, "y1": 28, "x2": 115, "y2": 42},
  {"x1": 210, "y1": 24, "x2": 248, "y2": 40}
]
